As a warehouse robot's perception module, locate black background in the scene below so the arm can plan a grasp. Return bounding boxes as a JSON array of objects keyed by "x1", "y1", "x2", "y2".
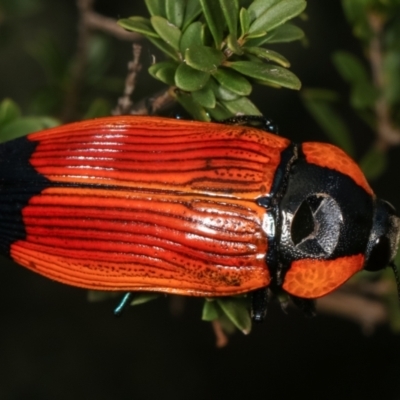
[{"x1": 1, "y1": 1, "x2": 400, "y2": 399}]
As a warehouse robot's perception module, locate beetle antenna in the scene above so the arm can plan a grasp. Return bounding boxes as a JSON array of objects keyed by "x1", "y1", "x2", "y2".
[{"x1": 389, "y1": 262, "x2": 400, "y2": 305}]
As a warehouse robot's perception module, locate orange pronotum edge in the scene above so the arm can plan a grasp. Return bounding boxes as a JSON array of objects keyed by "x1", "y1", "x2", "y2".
[
  {"x1": 302, "y1": 142, "x2": 373, "y2": 196},
  {"x1": 282, "y1": 254, "x2": 365, "y2": 298}
]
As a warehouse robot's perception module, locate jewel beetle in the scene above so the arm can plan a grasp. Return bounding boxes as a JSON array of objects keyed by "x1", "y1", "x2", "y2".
[{"x1": 1, "y1": 115, "x2": 399, "y2": 320}]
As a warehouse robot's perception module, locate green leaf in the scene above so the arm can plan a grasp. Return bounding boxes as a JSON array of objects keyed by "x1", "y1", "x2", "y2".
[
  {"x1": 166, "y1": 0, "x2": 185, "y2": 28},
  {"x1": 118, "y1": 17, "x2": 159, "y2": 38},
  {"x1": 0, "y1": 98, "x2": 21, "y2": 129},
  {"x1": 0, "y1": 117, "x2": 59, "y2": 142},
  {"x1": 359, "y1": 148, "x2": 387, "y2": 181},
  {"x1": 149, "y1": 61, "x2": 179, "y2": 85},
  {"x1": 350, "y1": 82, "x2": 378, "y2": 109},
  {"x1": 332, "y1": 51, "x2": 370, "y2": 85},
  {"x1": 221, "y1": 96, "x2": 261, "y2": 115},
  {"x1": 302, "y1": 94, "x2": 355, "y2": 156},
  {"x1": 202, "y1": 300, "x2": 220, "y2": 321},
  {"x1": 249, "y1": 0, "x2": 306, "y2": 33},
  {"x1": 247, "y1": 23, "x2": 304, "y2": 46},
  {"x1": 228, "y1": 61, "x2": 301, "y2": 89},
  {"x1": 145, "y1": 0, "x2": 166, "y2": 17},
  {"x1": 227, "y1": 34, "x2": 244, "y2": 55},
  {"x1": 207, "y1": 102, "x2": 234, "y2": 120},
  {"x1": 239, "y1": 7, "x2": 250, "y2": 37},
  {"x1": 192, "y1": 84, "x2": 216, "y2": 108},
  {"x1": 248, "y1": 0, "x2": 278, "y2": 21},
  {"x1": 130, "y1": 293, "x2": 160, "y2": 306},
  {"x1": 151, "y1": 16, "x2": 182, "y2": 51},
  {"x1": 219, "y1": 0, "x2": 239, "y2": 38},
  {"x1": 175, "y1": 91, "x2": 211, "y2": 121},
  {"x1": 185, "y1": 45, "x2": 225, "y2": 72},
  {"x1": 182, "y1": 0, "x2": 202, "y2": 30},
  {"x1": 175, "y1": 63, "x2": 210, "y2": 91},
  {"x1": 213, "y1": 67, "x2": 252, "y2": 95},
  {"x1": 148, "y1": 36, "x2": 179, "y2": 60},
  {"x1": 213, "y1": 84, "x2": 241, "y2": 101},
  {"x1": 200, "y1": 0, "x2": 225, "y2": 48},
  {"x1": 332, "y1": 51, "x2": 378, "y2": 109},
  {"x1": 180, "y1": 21, "x2": 203, "y2": 54},
  {"x1": 217, "y1": 298, "x2": 252, "y2": 334},
  {"x1": 84, "y1": 98, "x2": 111, "y2": 119},
  {"x1": 244, "y1": 47, "x2": 290, "y2": 67}
]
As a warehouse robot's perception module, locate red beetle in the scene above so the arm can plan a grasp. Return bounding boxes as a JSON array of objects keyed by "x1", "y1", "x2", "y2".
[{"x1": 1, "y1": 116, "x2": 399, "y2": 319}]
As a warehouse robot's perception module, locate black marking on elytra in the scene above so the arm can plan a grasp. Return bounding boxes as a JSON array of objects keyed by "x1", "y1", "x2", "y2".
[{"x1": 0, "y1": 137, "x2": 51, "y2": 256}]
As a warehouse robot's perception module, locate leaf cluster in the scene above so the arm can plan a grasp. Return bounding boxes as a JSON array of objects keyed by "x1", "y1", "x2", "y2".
[
  {"x1": 303, "y1": 0, "x2": 400, "y2": 181},
  {"x1": 119, "y1": 0, "x2": 306, "y2": 120}
]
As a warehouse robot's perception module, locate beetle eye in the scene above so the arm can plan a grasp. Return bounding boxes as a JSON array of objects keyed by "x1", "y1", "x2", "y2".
[
  {"x1": 364, "y1": 236, "x2": 391, "y2": 272},
  {"x1": 290, "y1": 195, "x2": 343, "y2": 256}
]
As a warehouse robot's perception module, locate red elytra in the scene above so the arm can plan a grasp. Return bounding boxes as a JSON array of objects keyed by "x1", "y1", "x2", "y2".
[{"x1": 0, "y1": 116, "x2": 398, "y2": 314}]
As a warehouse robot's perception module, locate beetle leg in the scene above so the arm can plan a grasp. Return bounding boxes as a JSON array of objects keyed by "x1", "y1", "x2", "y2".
[
  {"x1": 290, "y1": 296, "x2": 316, "y2": 318},
  {"x1": 251, "y1": 287, "x2": 269, "y2": 322},
  {"x1": 114, "y1": 292, "x2": 133, "y2": 317},
  {"x1": 218, "y1": 115, "x2": 279, "y2": 134}
]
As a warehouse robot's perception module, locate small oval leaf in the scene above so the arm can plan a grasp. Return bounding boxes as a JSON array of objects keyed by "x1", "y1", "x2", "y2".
[
  {"x1": 145, "y1": 0, "x2": 166, "y2": 17},
  {"x1": 118, "y1": 17, "x2": 159, "y2": 38},
  {"x1": 217, "y1": 298, "x2": 252, "y2": 334},
  {"x1": 239, "y1": 7, "x2": 250, "y2": 37},
  {"x1": 249, "y1": 0, "x2": 306, "y2": 33},
  {"x1": 182, "y1": 0, "x2": 202, "y2": 30},
  {"x1": 207, "y1": 102, "x2": 233, "y2": 120},
  {"x1": 213, "y1": 67, "x2": 252, "y2": 95},
  {"x1": 222, "y1": 96, "x2": 261, "y2": 116},
  {"x1": 247, "y1": 23, "x2": 304, "y2": 46},
  {"x1": 151, "y1": 16, "x2": 182, "y2": 51},
  {"x1": 192, "y1": 85, "x2": 216, "y2": 108},
  {"x1": 185, "y1": 45, "x2": 225, "y2": 72},
  {"x1": 244, "y1": 47, "x2": 290, "y2": 67},
  {"x1": 219, "y1": 0, "x2": 239, "y2": 38},
  {"x1": 228, "y1": 61, "x2": 301, "y2": 89},
  {"x1": 149, "y1": 61, "x2": 179, "y2": 85},
  {"x1": 200, "y1": 0, "x2": 225, "y2": 48},
  {"x1": 166, "y1": 0, "x2": 185, "y2": 28},
  {"x1": 175, "y1": 63, "x2": 210, "y2": 91},
  {"x1": 180, "y1": 21, "x2": 203, "y2": 54},
  {"x1": 175, "y1": 91, "x2": 211, "y2": 121},
  {"x1": 148, "y1": 36, "x2": 179, "y2": 60},
  {"x1": 202, "y1": 300, "x2": 220, "y2": 321}
]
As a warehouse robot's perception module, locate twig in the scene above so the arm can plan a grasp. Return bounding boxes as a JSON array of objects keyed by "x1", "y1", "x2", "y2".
[
  {"x1": 130, "y1": 88, "x2": 176, "y2": 115},
  {"x1": 61, "y1": 0, "x2": 94, "y2": 122},
  {"x1": 86, "y1": 11, "x2": 142, "y2": 41},
  {"x1": 212, "y1": 320, "x2": 229, "y2": 348},
  {"x1": 368, "y1": 12, "x2": 400, "y2": 150},
  {"x1": 113, "y1": 44, "x2": 143, "y2": 115},
  {"x1": 317, "y1": 290, "x2": 387, "y2": 334}
]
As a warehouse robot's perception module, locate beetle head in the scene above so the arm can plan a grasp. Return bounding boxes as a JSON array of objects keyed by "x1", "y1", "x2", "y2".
[{"x1": 277, "y1": 157, "x2": 396, "y2": 299}]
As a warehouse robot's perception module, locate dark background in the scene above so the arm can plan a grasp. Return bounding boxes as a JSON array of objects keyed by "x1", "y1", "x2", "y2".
[{"x1": 1, "y1": 1, "x2": 400, "y2": 399}]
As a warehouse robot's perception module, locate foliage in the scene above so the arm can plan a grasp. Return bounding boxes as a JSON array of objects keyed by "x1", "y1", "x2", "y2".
[
  {"x1": 118, "y1": 0, "x2": 306, "y2": 121},
  {"x1": 302, "y1": 0, "x2": 400, "y2": 180}
]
